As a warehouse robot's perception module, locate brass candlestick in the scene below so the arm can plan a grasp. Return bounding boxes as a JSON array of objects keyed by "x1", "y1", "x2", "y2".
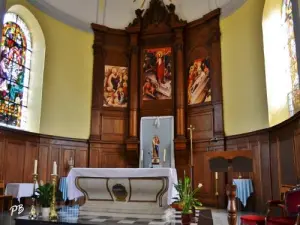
[
  {"x1": 28, "y1": 173, "x2": 38, "y2": 220},
  {"x1": 49, "y1": 174, "x2": 58, "y2": 221},
  {"x1": 187, "y1": 125, "x2": 196, "y2": 219},
  {"x1": 187, "y1": 125, "x2": 195, "y2": 188}
]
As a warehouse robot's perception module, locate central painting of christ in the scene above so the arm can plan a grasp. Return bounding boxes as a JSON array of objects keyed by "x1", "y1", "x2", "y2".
[{"x1": 142, "y1": 47, "x2": 172, "y2": 101}]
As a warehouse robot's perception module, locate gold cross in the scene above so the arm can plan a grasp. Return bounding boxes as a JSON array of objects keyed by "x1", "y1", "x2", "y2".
[{"x1": 187, "y1": 124, "x2": 195, "y2": 139}]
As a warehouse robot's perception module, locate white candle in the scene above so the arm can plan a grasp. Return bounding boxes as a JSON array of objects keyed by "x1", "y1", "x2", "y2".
[
  {"x1": 53, "y1": 161, "x2": 57, "y2": 175},
  {"x1": 215, "y1": 172, "x2": 218, "y2": 180},
  {"x1": 163, "y1": 149, "x2": 166, "y2": 162},
  {"x1": 140, "y1": 150, "x2": 143, "y2": 161},
  {"x1": 34, "y1": 160, "x2": 38, "y2": 174}
]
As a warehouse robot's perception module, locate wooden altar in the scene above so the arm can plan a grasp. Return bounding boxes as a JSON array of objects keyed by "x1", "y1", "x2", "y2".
[{"x1": 89, "y1": 0, "x2": 224, "y2": 207}]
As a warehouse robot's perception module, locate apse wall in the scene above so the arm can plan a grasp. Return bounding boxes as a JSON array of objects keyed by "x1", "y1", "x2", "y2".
[
  {"x1": 221, "y1": 0, "x2": 269, "y2": 135},
  {"x1": 6, "y1": 0, "x2": 93, "y2": 139},
  {"x1": 5, "y1": 0, "x2": 270, "y2": 138}
]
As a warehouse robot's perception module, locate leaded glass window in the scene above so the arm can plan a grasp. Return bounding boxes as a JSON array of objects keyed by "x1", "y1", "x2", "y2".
[
  {"x1": 0, "y1": 13, "x2": 31, "y2": 128},
  {"x1": 282, "y1": 0, "x2": 300, "y2": 115}
]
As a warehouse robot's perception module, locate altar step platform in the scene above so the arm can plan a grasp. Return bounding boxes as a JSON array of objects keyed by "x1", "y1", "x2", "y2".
[{"x1": 15, "y1": 206, "x2": 201, "y2": 225}]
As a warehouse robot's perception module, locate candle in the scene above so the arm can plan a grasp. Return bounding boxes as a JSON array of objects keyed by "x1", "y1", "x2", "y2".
[
  {"x1": 215, "y1": 172, "x2": 218, "y2": 180},
  {"x1": 163, "y1": 149, "x2": 166, "y2": 162},
  {"x1": 34, "y1": 160, "x2": 38, "y2": 174},
  {"x1": 141, "y1": 150, "x2": 143, "y2": 161},
  {"x1": 53, "y1": 161, "x2": 57, "y2": 175}
]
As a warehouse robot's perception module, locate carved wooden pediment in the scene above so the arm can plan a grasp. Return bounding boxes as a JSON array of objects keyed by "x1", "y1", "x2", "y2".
[{"x1": 127, "y1": 0, "x2": 186, "y2": 33}]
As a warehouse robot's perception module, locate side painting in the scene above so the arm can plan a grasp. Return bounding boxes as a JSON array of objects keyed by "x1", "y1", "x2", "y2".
[
  {"x1": 103, "y1": 65, "x2": 128, "y2": 107},
  {"x1": 142, "y1": 47, "x2": 172, "y2": 101},
  {"x1": 187, "y1": 58, "x2": 211, "y2": 105}
]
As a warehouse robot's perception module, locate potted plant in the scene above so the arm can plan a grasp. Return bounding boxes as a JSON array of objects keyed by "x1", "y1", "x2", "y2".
[
  {"x1": 36, "y1": 182, "x2": 53, "y2": 217},
  {"x1": 35, "y1": 181, "x2": 63, "y2": 217},
  {"x1": 173, "y1": 173, "x2": 203, "y2": 225}
]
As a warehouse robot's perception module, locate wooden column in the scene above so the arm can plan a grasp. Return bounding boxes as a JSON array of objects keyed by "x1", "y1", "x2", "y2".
[
  {"x1": 210, "y1": 18, "x2": 224, "y2": 139},
  {"x1": 90, "y1": 25, "x2": 107, "y2": 141},
  {"x1": 174, "y1": 28, "x2": 187, "y2": 150},
  {"x1": 126, "y1": 28, "x2": 140, "y2": 156},
  {"x1": 125, "y1": 10, "x2": 142, "y2": 167},
  {"x1": 128, "y1": 33, "x2": 139, "y2": 139}
]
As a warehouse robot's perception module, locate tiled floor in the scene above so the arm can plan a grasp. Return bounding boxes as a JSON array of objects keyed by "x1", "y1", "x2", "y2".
[{"x1": 0, "y1": 207, "x2": 249, "y2": 225}]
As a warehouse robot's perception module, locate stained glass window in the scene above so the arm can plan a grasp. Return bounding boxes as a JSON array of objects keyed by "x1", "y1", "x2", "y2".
[
  {"x1": 0, "y1": 13, "x2": 31, "y2": 128},
  {"x1": 282, "y1": 0, "x2": 300, "y2": 115}
]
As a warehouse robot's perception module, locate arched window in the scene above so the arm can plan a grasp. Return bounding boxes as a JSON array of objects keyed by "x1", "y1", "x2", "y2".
[
  {"x1": 282, "y1": 0, "x2": 300, "y2": 115},
  {"x1": 262, "y1": 0, "x2": 300, "y2": 126},
  {"x1": 0, "y1": 12, "x2": 31, "y2": 128}
]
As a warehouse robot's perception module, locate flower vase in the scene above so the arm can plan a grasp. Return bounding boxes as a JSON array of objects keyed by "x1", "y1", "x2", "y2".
[
  {"x1": 41, "y1": 207, "x2": 50, "y2": 218},
  {"x1": 181, "y1": 213, "x2": 193, "y2": 225}
]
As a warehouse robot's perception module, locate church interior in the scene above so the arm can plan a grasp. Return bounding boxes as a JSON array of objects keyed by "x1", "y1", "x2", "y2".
[{"x1": 0, "y1": 0, "x2": 300, "y2": 225}]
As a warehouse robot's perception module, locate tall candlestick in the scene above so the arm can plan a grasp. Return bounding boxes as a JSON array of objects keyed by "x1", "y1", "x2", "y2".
[
  {"x1": 163, "y1": 149, "x2": 166, "y2": 162},
  {"x1": 28, "y1": 173, "x2": 38, "y2": 220},
  {"x1": 34, "y1": 160, "x2": 38, "y2": 174},
  {"x1": 49, "y1": 174, "x2": 58, "y2": 221},
  {"x1": 215, "y1": 172, "x2": 218, "y2": 180},
  {"x1": 187, "y1": 125, "x2": 195, "y2": 191},
  {"x1": 52, "y1": 161, "x2": 57, "y2": 175}
]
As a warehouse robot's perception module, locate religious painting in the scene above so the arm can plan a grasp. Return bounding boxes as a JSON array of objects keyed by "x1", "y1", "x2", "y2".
[
  {"x1": 142, "y1": 47, "x2": 172, "y2": 101},
  {"x1": 103, "y1": 65, "x2": 128, "y2": 108},
  {"x1": 187, "y1": 58, "x2": 211, "y2": 105}
]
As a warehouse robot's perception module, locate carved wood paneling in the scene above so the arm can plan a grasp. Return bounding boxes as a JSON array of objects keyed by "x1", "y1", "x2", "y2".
[
  {"x1": 221, "y1": 113, "x2": 300, "y2": 212},
  {"x1": 187, "y1": 106, "x2": 214, "y2": 141},
  {"x1": 294, "y1": 128, "x2": 300, "y2": 182},
  {"x1": 89, "y1": 143, "x2": 126, "y2": 168},
  {"x1": 0, "y1": 128, "x2": 88, "y2": 184}
]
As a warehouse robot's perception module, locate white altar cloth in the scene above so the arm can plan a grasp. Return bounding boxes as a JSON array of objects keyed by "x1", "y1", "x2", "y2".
[
  {"x1": 67, "y1": 168, "x2": 178, "y2": 205},
  {"x1": 5, "y1": 183, "x2": 37, "y2": 201}
]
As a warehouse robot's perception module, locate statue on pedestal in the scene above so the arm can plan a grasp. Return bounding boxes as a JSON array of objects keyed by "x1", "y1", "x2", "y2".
[{"x1": 152, "y1": 135, "x2": 160, "y2": 164}]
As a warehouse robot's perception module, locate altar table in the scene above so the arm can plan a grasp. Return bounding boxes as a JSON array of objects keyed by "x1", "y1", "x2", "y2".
[
  {"x1": 67, "y1": 168, "x2": 178, "y2": 217},
  {"x1": 5, "y1": 183, "x2": 37, "y2": 202}
]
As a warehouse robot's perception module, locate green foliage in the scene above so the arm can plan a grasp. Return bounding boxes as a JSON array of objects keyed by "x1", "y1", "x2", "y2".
[
  {"x1": 36, "y1": 183, "x2": 53, "y2": 207},
  {"x1": 35, "y1": 183, "x2": 63, "y2": 208},
  {"x1": 173, "y1": 172, "x2": 202, "y2": 214}
]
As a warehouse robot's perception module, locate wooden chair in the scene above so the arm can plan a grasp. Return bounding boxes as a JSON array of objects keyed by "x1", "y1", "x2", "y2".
[
  {"x1": 0, "y1": 180, "x2": 13, "y2": 212},
  {"x1": 266, "y1": 185, "x2": 300, "y2": 225}
]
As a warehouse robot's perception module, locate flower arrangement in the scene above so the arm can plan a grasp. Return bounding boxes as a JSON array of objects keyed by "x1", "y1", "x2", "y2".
[{"x1": 173, "y1": 172, "x2": 202, "y2": 214}]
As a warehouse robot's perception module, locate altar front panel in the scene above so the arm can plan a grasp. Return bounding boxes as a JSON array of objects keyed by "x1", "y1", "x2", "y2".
[{"x1": 67, "y1": 168, "x2": 178, "y2": 214}]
